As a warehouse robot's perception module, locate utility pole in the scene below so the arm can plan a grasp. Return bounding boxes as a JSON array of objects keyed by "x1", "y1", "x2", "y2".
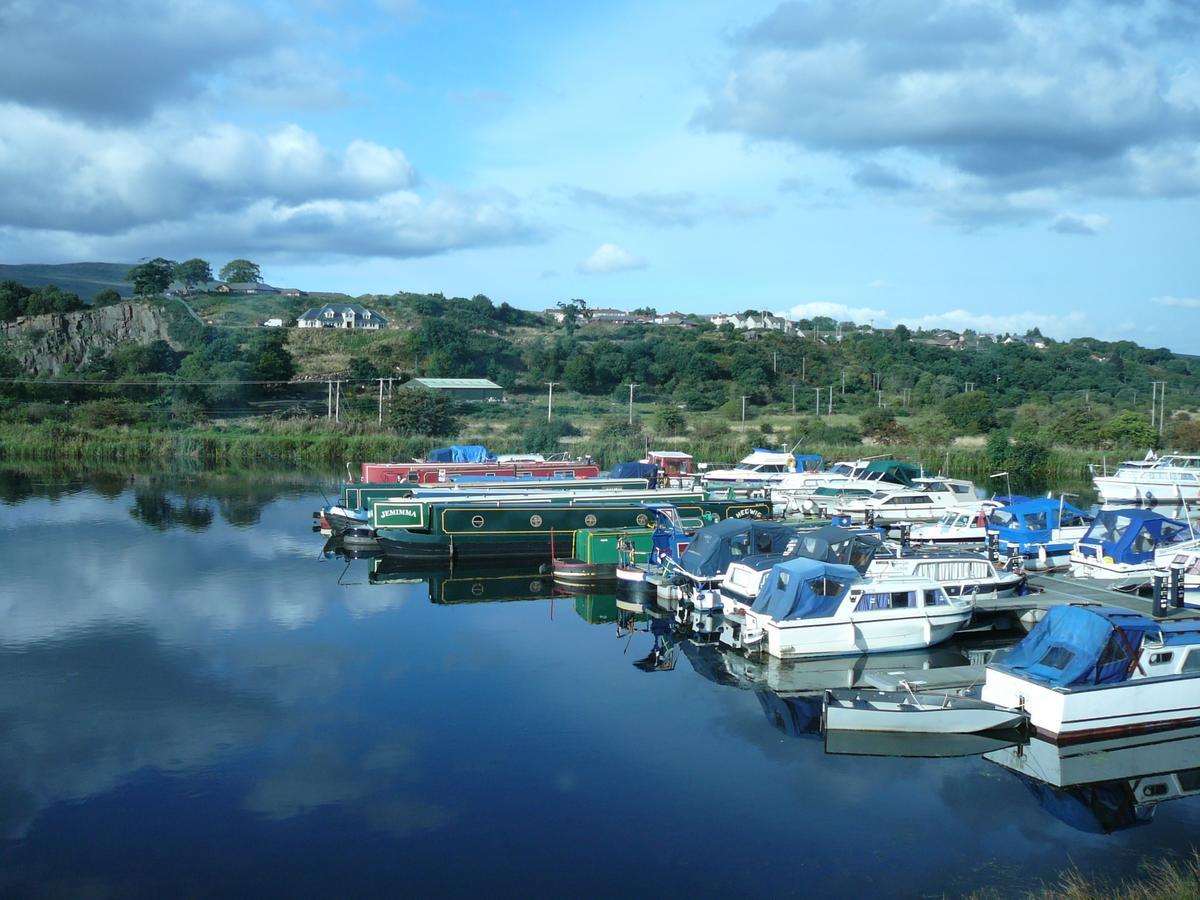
[
  {"x1": 546, "y1": 382, "x2": 558, "y2": 422},
  {"x1": 772, "y1": 350, "x2": 778, "y2": 374},
  {"x1": 1152, "y1": 381, "x2": 1167, "y2": 434},
  {"x1": 964, "y1": 382, "x2": 975, "y2": 392},
  {"x1": 741, "y1": 395, "x2": 748, "y2": 423},
  {"x1": 815, "y1": 387, "x2": 821, "y2": 416},
  {"x1": 334, "y1": 381, "x2": 341, "y2": 423},
  {"x1": 827, "y1": 385, "x2": 833, "y2": 416},
  {"x1": 327, "y1": 380, "x2": 332, "y2": 420},
  {"x1": 877, "y1": 389, "x2": 883, "y2": 408},
  {"x1": 627, "y1": 382, "x2": 637, "y2": 425},
  {"x1": 378, "y1": 378, "x2": 384, "y2": 426},
  {"x1": 802, "y1": 356, "x2": 807, "y2": 381},
  {"x1": 791, "y1": 382, "x2": 797, "y2": 414},
  {"x1": 841, "y1": 368, "x2": 846, "y2": 396}
]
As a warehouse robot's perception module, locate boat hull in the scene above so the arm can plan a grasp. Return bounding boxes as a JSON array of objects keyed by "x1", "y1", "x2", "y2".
[
  {"x1": 823, "y1": 689, "x2": 1026, "y2": 734},
  {"x1": 981, "y1": 668, "x2": 1200, "y2": 742},
  {"x1": 551, "y1": 558, "x2": 616, "y2": 585},
  {"x1": 1093, "y1": 477, "x2": 1200, "y2": 504}
]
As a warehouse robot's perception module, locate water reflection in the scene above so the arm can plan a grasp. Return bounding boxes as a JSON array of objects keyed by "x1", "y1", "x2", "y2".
[{"x1": 987, "y1": 727, "x2": 1200, "y2": 833}]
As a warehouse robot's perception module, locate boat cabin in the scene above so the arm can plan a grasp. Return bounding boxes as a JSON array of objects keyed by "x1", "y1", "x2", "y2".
[
  {"x1": 646, "y1": 450, "x2": 694, "y2": 478},
  {"x1": 1074, "y1": 509, "x2": 1194, "y2": 567},
  {"x1": 677, "y1": 518, "x2": 801, "y2": 580},
  {"x1": 987, "y1": 497, "x2": 1091, "y2": 546}
]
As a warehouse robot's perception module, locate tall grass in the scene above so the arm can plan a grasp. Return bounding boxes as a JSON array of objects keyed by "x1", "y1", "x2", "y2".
[{"x1": 972, "y1": 850, "x2": 1200, "y2": 900}]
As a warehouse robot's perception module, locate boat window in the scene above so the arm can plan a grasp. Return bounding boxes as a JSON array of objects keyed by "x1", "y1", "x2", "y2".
[
  {"x1": 809, "y1": 576, "x2": 845, "y2": 596},
  {"x1": 1133, "y1": 530, "x2": 1157, "y2": 554},
  {"x1": 855, "y1": 592, "x2": 892, "y2": 611},
  {"x1": 924, "y1": 589, "x2": 948, "y2": 607},
  {"x1": 1183, "y1": 651, "x2": 1200, "y2": 674},
  {"x1": 989, "y1": 509, "x2": 1017, "y2": 528},
  {"x1": 777, "y1": 571, "x2": 790, "y2": 588},
  {"x1": 908, "y1": 496, "x2": 933, "y2": 504},
  {"x1": 1024, "y1": 511, "x2": 1048, "y2": 531},
  {"x1": 1098, "y1": 635, "x2": 1130, "y2": 667},
  {"x1": 1038, "y1": 646, "x2": 1074, "y2": 670},
  {"x1": 1179, "y1": 770, "x2": 1200, "y2": 791},
  {"x1": 1061, "y1": 513, "x2": 1087, "y2": 527},
  {"x1": 891, "y1": 591, "x2": 913, "y2": 608},
  {"x1": 951, "y1": 483, "x2": 971, "y2": 494},
  {"x1": 1149, "y1": 652, "x2": 1174, "y2": 665}
]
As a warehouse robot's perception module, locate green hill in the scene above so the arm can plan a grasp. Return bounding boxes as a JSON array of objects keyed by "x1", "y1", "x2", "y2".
[{"x1": 0, "y1": 262, "x2": 134, "y2": 300}]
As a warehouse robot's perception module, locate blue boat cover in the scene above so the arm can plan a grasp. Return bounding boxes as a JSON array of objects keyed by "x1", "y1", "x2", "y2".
[
  {"x1": 1076, "y1": 509, "x2": 1192, "y2": 565},
  {"x1": 756, "y1": 691, "x2": 823, "y2": 738},
  {"x1": 991, "y1": 605, "x2": 1159, "y2": 687},
  {"x1": 750, "y1": 557, "x2": 861, "y2": 621},
  {"x1": 678, "y1": 519, "x2": 799, "y2": 577},
  {"x1": 610, "y1": 461, "x2": 657, "y2": 487},
  {"x1": 1016, "y1": 774, "x2": 1144, "y2": 834},
  {"x1": 795, "y1": 454, "x2": 823, "y2": 471},
  {"x1": 988, "y1": 498, "x2": 1090, "y2": 546},
  {"x1": 427, "y1": 445, "x2": 495, "y2": 463}
]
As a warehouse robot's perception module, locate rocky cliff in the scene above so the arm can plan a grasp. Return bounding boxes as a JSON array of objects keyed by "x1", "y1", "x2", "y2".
[{"x1": 0, "y1": 302, "x2": 180, "y2": 376}]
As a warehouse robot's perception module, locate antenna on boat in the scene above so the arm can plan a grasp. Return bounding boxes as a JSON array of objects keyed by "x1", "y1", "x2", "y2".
[{"x1": 990, "y1": 471, "x2": 1012, "y2": 502}]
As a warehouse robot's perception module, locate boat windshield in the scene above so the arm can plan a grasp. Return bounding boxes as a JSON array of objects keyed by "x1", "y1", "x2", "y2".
[{"x1": 988, "y1": 508, "x2": 1017, "y2": 528}]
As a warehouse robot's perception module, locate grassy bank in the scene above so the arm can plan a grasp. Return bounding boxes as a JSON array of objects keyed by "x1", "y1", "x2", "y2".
[
  {"x1": 0, "y1": 420, "x2": 1115, "y2": 484},
  {"x1": 973, "y1": 850, "x2": 1200, "y2": 899}
]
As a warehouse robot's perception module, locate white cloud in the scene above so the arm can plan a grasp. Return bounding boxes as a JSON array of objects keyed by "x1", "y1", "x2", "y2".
[
  {"x1": 784, "y1": 301, "x2": 888, "y2": 322},
  {"x1": 894, "y1": 308, "x2": 1087, "y2": 338},
  {"x1": 578, "y1": 243, "x2": 646, "y2": 275},
  {"x1": 1151, "y1": 295, "x2": 1200, "y2": 309},
  {"x1": 1050, "y1": 212, "x2": 1108, "y2": 235}
]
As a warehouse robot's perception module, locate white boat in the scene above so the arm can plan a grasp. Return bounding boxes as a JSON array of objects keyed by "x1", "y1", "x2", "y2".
[
  {"x1": 771, "y1": 458, "x2": 923, "y2": 513},
  {"x1": 980, "y1": 604, "x2": 1200, "y2": 742},
  {"x1": 828, "y1": 478, "x2": 980, "y2": 525},
  {"x1": 823, "y1": 686, "x2": 1026, "y2": 733},
  {"x1": 700, "y1": 449, "x2": 798, "y2": 489},
  {"x1": 1092, "y1": 454, "x2": 1200, "y2": 504},
  {"x1": 908, "y1": 506, "x2": 992, "y2": 546},
  {"x1": 1068, "y1": 508, "x2": 1199, "y2": 587},
  {"x1": 721, "y1": 557, "x2": 974, "y2": 660},
  {"x1": 711, "y1": 527, "x2": 1023, "y2": 616}
]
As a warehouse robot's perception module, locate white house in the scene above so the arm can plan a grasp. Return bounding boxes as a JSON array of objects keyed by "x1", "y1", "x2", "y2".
[
  {"x1": 710, "y1": 312, "x2": 796, "y2": 334},
  {"x1": 296, "y1": 303, "x2": 388, "y2": 330}
]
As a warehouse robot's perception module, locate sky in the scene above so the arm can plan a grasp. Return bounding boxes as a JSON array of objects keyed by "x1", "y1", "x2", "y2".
[{"x1": 1, "y1": 0, "x2": 1198, "y2": 350}]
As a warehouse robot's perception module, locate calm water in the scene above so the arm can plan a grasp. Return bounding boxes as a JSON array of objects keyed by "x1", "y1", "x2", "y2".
[{"x1": 1, "y1": 469, "x2": 1198, "y2": 898}]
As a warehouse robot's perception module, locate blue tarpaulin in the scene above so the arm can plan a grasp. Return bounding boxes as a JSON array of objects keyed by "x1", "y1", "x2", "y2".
[
  {"x1": 1076, "y1": 509, "x2": 1192, "y2": 565},
  {"x1": 795, "y1": 454, "x2": 824, "y2": 472},
  {"x1": 988, "y1": 497, "x2": 1090, "y2": 546},
  {"x1": 991, "y1": 605, "x2": 1159, "y2": 687},
  {"x1": 751, "y1": 557, "x2": 861, "y2": 621},
  {"x1": 678, "y1": 519, "x2": 799, "y2": 577},
  {"x1": 426, "y1": 445, "x2": 495, "y2": 463},
  {"x1": 611, "y1": 461, "x2": 658, "y2": 487}
]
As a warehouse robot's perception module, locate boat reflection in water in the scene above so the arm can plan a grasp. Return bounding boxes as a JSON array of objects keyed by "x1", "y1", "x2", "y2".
[
  {"x1": 985, "y1": 725, "x2": 1200, "y2": 833},
  {"x1": 825, "y1": 730, "x2": 1021, "y2": 759},
  {"x1": 368, "y1": 557, "x2": 555, "y2": 605}
]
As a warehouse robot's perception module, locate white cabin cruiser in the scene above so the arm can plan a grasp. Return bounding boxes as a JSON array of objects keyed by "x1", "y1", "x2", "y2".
[
  {"x1": 772, "y1": 458, "x2": 923, "y2": 514},
  {"x1": 721, "y1": 557, "x2": 974, "y2": 660},
  {"x1": 981, "y1": 605, "x2": 1200, "y2": 742},
  {"x1": 1068, "y1": 508, "x2": 1198, "y2": 588},
  {"x1": 700, "y1": 449, "x2": 797, "y2": 489},
  {"x1": 908, "y1": 506, "x2": 992, "y2": 546},
  {"x1": 828, "y1": 478, "x2": 979, "y2": 525},
  {"x1": 711, "y1": 526, "x2": 1023, "y2": 617},
  {"x1": 1092, "y1": 454, "x2": 1200, "y2": 504}
]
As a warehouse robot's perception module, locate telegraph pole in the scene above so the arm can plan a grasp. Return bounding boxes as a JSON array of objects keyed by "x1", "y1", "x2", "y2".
[
  {"x1": 815, "y1": 387, "x2": 821, "y2": 416},
  {"x1": 378, "y1": 378, "x2": 384, "y2": 426},
  {"x1": 327, "y1": 380, "x2": 332, "y2": 420},
  {"x1": 741, "y1": 395, "x2": 748, "y2": 423},
  {"x1": 546, "y1": 382, "x2": 559, "y2": 421},
  {"x1": 791, "y1": 382, "x2": 797, "y2": 414},
  {"x1": 827, "y1": 385, "x2": 833, "y2": 416},
  {"x1": 772, "y1": 350, "x2": 778, "y2": 374},
  {"x1": 334, "y1": 381, "x2": 341, "y2": 423},
  {"x1": 627, "y1": 382, "x2": 637, "y2": 425},
  {"x1": 802, "y1": 356, "x2": 806, "y2": 381}
]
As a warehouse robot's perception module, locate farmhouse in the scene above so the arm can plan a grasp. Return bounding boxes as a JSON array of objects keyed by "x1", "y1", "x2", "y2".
[{"x1": 297, "y1": 303, "x2": 388, "y2": 330}]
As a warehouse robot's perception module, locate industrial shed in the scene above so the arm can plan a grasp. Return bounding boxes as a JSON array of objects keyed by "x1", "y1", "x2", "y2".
[{"x1": 404, "y1": 377, "x2": 504, "y2": 401}]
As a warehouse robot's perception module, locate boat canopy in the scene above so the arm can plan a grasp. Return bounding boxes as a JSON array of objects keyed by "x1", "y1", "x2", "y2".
[
  {"x1": 795, "y1": 454, "x2": 824, "y2": 472},
  {"x1": 987, "y1": 497, "x2": 1090, "y2": 543},
  {"x1": 990, "y1": 605, "x2": 1159, "y2": 687},
  {"x1": 1016, "y1": 776, "x2": 1146, "y2": 835},
  {"x1": 678, "y1": 519, "x2": 799, "y2": 576},
  {"x1": 791, "y1": 525, "x2": 881, "y2": 573},
  {"x1": 864, "y1": 459, "x2": 921, "y2": 487},
  {"x1": 750, "y1": 557, "x2": 862, "y2": 621},
  {"x1": 610, "y1": 461, "x2": 658, "y2": 487},
  {"x1": 427, "y1": 445, "x2": 495, "y2": 464},
  {"x1": 1077, "y1": 509, "x2": 1193, "y2": 565}
]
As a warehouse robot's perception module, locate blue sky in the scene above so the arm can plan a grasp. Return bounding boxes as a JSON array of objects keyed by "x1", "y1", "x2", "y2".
[{"x1": 2, "y1": 0, "x2": 1198, "y2": 349}]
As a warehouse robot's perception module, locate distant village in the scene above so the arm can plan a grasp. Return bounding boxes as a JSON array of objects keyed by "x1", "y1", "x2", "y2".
[{"x1": 167, "y1": 279, "x2": 1050, "y2": 351}]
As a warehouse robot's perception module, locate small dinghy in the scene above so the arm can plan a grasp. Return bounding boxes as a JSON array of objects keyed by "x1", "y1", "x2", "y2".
[{"x1": 823, "y1": 685, "x2": 1026, "y2": 734}]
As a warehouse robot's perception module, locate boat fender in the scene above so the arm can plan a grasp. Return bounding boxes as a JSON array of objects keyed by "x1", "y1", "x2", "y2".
[{"x1": 538, "y1": 563, "x2": 551, "y2": 574}]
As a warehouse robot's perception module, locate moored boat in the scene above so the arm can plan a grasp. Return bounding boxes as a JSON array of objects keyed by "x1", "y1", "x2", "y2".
[
  {"x1": 1092, "y1": 453, "x2": 1200, "y2": 504},
  {"x1": 722, "y1": 557, "x2": 974, "y2": 659},
  {"x1": 823, "y1": 687, "x2": 1027, "y2": 734},
  {"x1": 988, "y1": 497, "x2": 1092, "y2": 570},
  {"x1": 1068, "y1": 508, "x2": 1198, "y2": 587},
  {"x1": 980, "y1": 604, "x2": 1200, "y2": 742}
]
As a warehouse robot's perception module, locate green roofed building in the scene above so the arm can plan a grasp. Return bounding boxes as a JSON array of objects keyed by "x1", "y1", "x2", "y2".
[{"x1": 404, "y1": 377, "x2": 504, "y2": 401}]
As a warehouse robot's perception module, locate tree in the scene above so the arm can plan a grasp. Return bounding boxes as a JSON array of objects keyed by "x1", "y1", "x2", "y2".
[
  {"x1": 173, "y1": 258, "x2": 213, "y2": 291},
  {"x1": 350, "y1": 358, "x2": 381, "y2": 382},
  {"x1": 940, "y1": 390, "x2": 997, "y2": 434},
  {"x1": 653, "y1": 405, "x2": 687, "y2": 436},
  {"x1": 390, "y1": 388, "x2": 460, "y2": 436},
  {"x1": 92, "y1": 288, "x2": 123, "y2": 307},
  {"x1": 127, "y1": 258, "x2": 175, "y2": 296},
  {"x1": 556, "y1": 298, "x2": 589, "y2": 335},
  {"x1": 1100, "y1": 411, "x2": 1157, "y2": 449},
  {"x1": 522, "y1": 419, "x2": 580, "y2": 454},
  {"x1": 219, "y1": 259, "x2": 262, "y2": 284},
  {"x1": 250, "y1": 332, "x2": 295, "y2": 384}
]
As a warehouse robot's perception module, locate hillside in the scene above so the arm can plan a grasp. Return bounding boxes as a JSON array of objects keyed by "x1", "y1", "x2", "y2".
[{"x1": 0, "y1": 262, "x2": 134, "y2": 300}]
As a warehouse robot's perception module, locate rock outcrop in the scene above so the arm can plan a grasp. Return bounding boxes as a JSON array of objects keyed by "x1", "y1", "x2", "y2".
[{"x1": 0, "y1": 302, "x2": 180, "y2": 376}]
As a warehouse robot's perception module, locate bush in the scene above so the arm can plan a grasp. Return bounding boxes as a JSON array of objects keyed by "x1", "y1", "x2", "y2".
[
  {"x1": 940, "y1": 390, "x2": 996, "y2": 434},
  {"x1": 653, "y1": 405, "x2": 687, "y2": 436},
  {"x1": 389, "y1": 388, "x2": 460, "y2": 437},
  {"x1": 692, "y1": 419, "x2": 730, "y2": 440},
  {"x1": 523, "y1": 418, "x2": 580, "y2": 454},
  {"x1": 74, "y1": 400, "x2": 143, "y2": 429}
]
